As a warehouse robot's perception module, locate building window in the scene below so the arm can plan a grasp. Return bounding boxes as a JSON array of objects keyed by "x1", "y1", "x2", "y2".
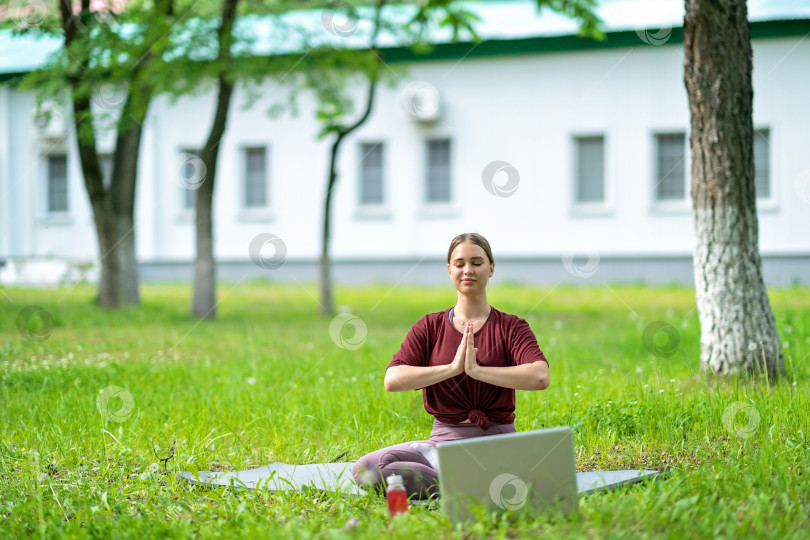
[
  {"x1": 359, "y1": 142, "x2": 384, "y2": 206},
  {"x1": 180, "y1": 149, "x2": 203, "y2": 210},
  {"x1": 574, "y1": 136, "x2": 605, "y2": 203},
  {"x1": 754, "y1": 129, "x2": 770, "y2": 199},
  {"x1": 47, "y1": 155, "x2": 68, "y2": 213},
  {"x1": 654, "y1": 133, "x2": 686, "y2": 201},
  {"x1": 99, "y1": 153, "x2": 114, "y2": 189},
  {"x1": 243, "y1": 146, "x2": 268, "y2": 208},
  {"x1": 426, "y1": 139, "x2": 451, "y2": 203}
]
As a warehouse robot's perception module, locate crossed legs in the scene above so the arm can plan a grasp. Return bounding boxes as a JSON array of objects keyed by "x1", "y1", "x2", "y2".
[{"x1": 352, "y1": 440, "x2": 439, "y2": 499}]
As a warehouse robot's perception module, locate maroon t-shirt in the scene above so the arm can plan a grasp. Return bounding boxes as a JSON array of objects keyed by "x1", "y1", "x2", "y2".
[{"x1": 387, "y1": 306, "x2": 548, "y2": 430}]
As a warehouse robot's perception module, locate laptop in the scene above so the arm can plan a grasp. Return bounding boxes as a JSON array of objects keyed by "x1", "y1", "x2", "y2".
[{"x1": 436, "y1": 427, "x2": 579, "y2": 523}]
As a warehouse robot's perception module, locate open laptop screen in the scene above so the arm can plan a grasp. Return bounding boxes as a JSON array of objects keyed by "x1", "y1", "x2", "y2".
[{"x1": 436, "y1": 427, "x2": 578, "y2": 524}]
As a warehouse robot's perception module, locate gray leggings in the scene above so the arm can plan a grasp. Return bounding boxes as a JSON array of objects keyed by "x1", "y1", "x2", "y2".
[{"x1": 352, "y1": 419, "x2": 516, "y2": 499}]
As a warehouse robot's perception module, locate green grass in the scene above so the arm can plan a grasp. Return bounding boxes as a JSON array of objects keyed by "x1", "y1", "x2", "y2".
[{"x1": 1, "y1": 282, "x2": 808, "y2": 539}]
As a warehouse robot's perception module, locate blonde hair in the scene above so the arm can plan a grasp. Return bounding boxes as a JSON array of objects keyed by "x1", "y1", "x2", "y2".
[{"x1": 446, "y1": 233, "x2": 494, "y2": 265}]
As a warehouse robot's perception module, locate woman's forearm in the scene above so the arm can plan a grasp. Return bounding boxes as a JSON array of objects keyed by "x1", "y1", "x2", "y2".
[
  {"x1": 384, "y1": 364, "x2": 459, "y2": 392},
  {"x1": 468, "y1": 361, "x2": 550, "y2": 391}
]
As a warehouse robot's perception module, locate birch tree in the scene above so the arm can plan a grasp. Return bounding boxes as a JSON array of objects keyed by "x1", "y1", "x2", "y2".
[{"x1": 683, "y1": 0, "x2": 784, "y2": 376}]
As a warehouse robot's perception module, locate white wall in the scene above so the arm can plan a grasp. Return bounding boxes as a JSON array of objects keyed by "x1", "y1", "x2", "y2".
[{"x1": 3, "y1": 35, "x2": 809, "y2": 268}]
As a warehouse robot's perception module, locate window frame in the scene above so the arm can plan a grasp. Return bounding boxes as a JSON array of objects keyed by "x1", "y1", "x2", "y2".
[
  {"x1": 570, "y1": 133, "x2": 613, "y2": 217},
  {"x1": 355, "y1": 140, "x2": 392, "y2": 220},
  {"x1": 753, "y1": 126, "x2": 778, "y2": 212},
  {"x1": 43, "y1": 153, "x2": 70, "y2": 216},
  {"x1": 174, "y1": 147, "x2": 203, "y2": 220},
  {"x1": 99, "y1": 153, "x2": 114, "y2": 190},
  {"x1": 650, "y1": 131, "x2": 691, "y2": 215},
  {"x1": 234, "y1": 143, "x2": 275, "y2": 222},
  {"x1": 241, "y1": 144, "x2": 271, "y2": 206},
  {"x1": 420, "y1": 137, "x2": 457, "y2": 217}
]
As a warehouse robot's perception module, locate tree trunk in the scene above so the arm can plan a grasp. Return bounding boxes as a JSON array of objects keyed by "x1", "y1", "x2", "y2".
[
  {"x1": 62, "y1": 0, "x2": 123, "y2": 308},
  {"x1": 319, "y1": 0, "x2": 385, "y2": 315},
  {"x1": 320, "y1": 142, "x2": 340, "y2": 315},
  {"x1": 74, "y1": 96, "x2": 120, "y2": 308},
  {"x1": 684, "y1": 0, "x2": 784, "y2": 377},
  {"x1": 192, "y1": 150, "x2": 217, "y2": 319},
  {"x1": 94, "y1": 214, "x2": 121, "y2": 307},
  {"x1": 320, "y1": 77, "x2": 379, "y2": 316},
  {"x1": 192, "y1": 81, "x2": 234, "y2": 319},
  {"x1": 112, "y1": 124, "x2": 146, "y2": 306},
  {"x1": 81, "y1": 98, "x2": 149, "y2": 308},
  {"x1": 61, "y1": 0, "x2": 171, "y2": 308},
  {"x1": 192, "y1": 0, "x2": 239, "y2": 319}
]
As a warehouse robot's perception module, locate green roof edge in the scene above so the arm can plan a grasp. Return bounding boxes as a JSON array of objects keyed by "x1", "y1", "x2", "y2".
[
  {"x1": 378, "y1": 18, "x2": 810, "y2": 63},
  {"x1": 2, "y1": 18, "x2": 808, "y2": 84}
]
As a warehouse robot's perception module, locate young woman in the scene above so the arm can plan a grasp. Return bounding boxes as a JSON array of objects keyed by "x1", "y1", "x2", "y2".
[{"x1": 352, "y1": 233, "x2": 550, "y2": 499}]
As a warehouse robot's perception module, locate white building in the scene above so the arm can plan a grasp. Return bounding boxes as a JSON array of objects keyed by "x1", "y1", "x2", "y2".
[{"x1": 1, "y1": 0, "x2": 809, "y2": 286}]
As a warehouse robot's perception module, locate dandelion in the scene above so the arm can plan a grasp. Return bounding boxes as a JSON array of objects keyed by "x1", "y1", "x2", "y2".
[
  {"x1": 554, "y1": 320, "x2": 563, "y2": 330},
  {"x1": 574, "y1": 392, "x2": 580, "y2": 397},
  {"x1": 670, "y1": 379, "x2": 676, "y2": 383},
  {"x1": 660, "y1": 389, "x2": 664, "y2": 393},
  {"x1": 576, "y1": 385, "x2": 581, "y2": 389},
  {"x1": 636, "y1": 366, "x2": 643, "y2": 374},
  {"x1": 748, "y1": 342, "x2": 757, "y2": 352},
  {"x1": 681, "y1": 320, "x2": 689, "y2": 329},
  {"x1": 793, "y1": 381, "x2": 797, "y2": 386},
  {"x1": 782, "y1": 341, "x2": 790, "y2": 349},
  {"x1": 247, "y1": 377, "x2": 256, "y2": 385},
  {"x1": 643, "y1": 384, "x2": 649, "y2": 388},
  {"x1": 784, "y1": 325, "x2": 793, "y2": 334}
]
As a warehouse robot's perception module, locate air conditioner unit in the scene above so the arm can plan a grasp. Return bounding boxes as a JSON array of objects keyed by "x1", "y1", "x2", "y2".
[
  {"x1": 400, "y1": 81, "x2": 441, "y2": 122},
  {"x1": 33, "y1": 102, "x2": 67, "y2": 139}
]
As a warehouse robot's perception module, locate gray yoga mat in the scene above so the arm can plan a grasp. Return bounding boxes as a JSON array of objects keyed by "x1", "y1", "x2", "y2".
[
  {"x1": 576, "y1": 469, "x2": 663, "y2": 494},
  {"x1": 178, "y1": 462, "x2": 663, "y2": 496},
  {"x1": 178, "y1": 462, "x2": 364, "y2": 495}
]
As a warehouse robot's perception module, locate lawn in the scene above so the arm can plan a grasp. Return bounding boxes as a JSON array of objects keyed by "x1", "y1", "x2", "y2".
[{"x1": 1, "y1": 282, "x2": 808, "y2": 538}]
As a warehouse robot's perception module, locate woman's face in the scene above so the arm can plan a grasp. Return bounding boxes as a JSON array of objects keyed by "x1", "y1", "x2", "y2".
[{"x1": 447, "y1": 241, "x2": 494, "y2": 293}]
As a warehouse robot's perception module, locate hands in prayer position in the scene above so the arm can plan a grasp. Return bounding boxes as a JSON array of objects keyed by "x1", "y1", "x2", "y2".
[
  {"x1": 450, "y1": 322, "x2": 480, "y2": 378},
  {"x1": 384, "y1": 316, "x2": 549, "y2": 392}
]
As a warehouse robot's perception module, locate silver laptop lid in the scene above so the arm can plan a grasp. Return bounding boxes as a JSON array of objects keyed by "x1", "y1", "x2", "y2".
[{"x1": 436, "y1": 427, "x2": 578, "y2": 524}]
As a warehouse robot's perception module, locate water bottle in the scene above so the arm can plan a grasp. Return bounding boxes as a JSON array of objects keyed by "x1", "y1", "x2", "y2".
[{"x1": 386, "y1": 474, "x2": 408, "y2": 516}]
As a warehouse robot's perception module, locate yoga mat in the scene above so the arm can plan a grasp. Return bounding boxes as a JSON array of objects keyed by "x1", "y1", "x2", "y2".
[
  {"x1": 178, "y1": 462, "x2": 364, "y2": 495},
  {"x1": 178, "y1": 462, "x2": 663, "y2": 496},
  {"x1": 576, "y1": 469, "x2": 664, "y2": 494}
]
